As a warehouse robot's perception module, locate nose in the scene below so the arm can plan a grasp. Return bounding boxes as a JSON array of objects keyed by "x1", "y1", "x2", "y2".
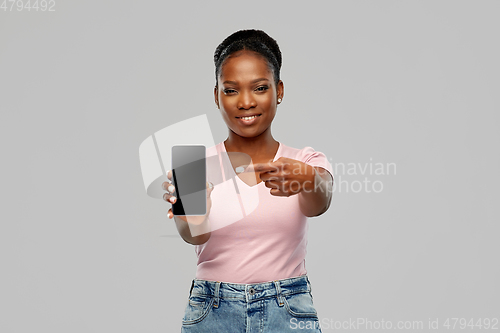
[{"x1": 237, "y1": 91, "x2": 256, "y2": 110}]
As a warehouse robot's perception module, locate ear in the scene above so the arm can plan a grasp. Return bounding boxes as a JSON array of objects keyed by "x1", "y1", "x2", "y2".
[
  {"x1": 277, "y1": 80, "x2": 284, "y2": 101},
  {"x1": 214, "y1": 85, "x2": 219, "y2": 109}
]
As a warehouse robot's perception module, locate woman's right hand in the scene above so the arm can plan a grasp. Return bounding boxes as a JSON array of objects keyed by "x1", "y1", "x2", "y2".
[{"x1": 161, "y1": 170, "x2": 214, "y2": 225}]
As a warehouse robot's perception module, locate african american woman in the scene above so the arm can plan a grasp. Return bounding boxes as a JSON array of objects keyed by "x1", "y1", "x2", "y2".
[{"x1": 162, "y1": 29, "x2": 333, "y2": 333}]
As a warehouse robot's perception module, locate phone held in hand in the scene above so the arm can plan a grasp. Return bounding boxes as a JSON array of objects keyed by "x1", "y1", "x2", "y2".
[{"x1": 171, "y1": 145, "x2": 207, "y2": 216}]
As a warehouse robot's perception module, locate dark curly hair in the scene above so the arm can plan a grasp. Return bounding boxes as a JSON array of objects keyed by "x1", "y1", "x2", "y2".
[{"x1": 214, "y1": 29, "x2": 282, "y2": 87}]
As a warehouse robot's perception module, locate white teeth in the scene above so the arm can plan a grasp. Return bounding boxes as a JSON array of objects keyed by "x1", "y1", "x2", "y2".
[{"x1": 239, "y1": 115, "x2": 259, "y2": 120}]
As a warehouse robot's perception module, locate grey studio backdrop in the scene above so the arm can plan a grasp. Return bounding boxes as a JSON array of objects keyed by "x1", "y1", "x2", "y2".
[{"x1": 1, "y1": 1, "x2": 499, "y2": 332}]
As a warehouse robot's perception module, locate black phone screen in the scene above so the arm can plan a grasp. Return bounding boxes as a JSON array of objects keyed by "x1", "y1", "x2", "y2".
[{"x1": 171, "y1": 145, "x2": 206, "y2": 216}]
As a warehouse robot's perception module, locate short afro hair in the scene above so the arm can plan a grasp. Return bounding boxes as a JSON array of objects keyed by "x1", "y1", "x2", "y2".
[{"x1": 214, "y1": 29, "x2": 282, "y2": 86}]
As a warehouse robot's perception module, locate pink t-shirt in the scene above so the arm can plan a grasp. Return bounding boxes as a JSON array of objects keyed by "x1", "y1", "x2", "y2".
[{"x1": 194, "y1": 142, "x2": 334, "y2": 284}]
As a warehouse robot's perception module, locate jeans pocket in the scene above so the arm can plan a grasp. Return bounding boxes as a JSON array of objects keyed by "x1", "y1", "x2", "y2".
[
  {"x1": 283, "y1": 292, "x2": 319, "y2": 318},
  {"x1": 182, "y1": 295, "x2": 214, "y2": 326}
]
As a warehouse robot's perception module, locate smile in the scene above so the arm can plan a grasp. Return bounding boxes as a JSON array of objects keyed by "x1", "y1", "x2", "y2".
[
  {"x1": 236, "y1": 114, "x2": 261, "y2": 120},
  {"x1": 235, "y1": 114, "x2": 262, "y2": 125}
]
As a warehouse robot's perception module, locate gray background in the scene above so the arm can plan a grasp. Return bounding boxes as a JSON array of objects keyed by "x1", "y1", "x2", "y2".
[{"x1": 1, "y1": 0, "x2": 499, "y2": 332}]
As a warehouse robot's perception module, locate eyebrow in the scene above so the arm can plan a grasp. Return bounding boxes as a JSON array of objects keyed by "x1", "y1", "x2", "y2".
[{"x1": 222, "y1": 78, "x2": 269, "y2": 85}]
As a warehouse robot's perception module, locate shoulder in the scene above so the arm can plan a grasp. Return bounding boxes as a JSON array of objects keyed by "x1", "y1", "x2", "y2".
[
  {"x1": 279, "y1": 142, "x2": 334, "y2": 176},
  {"x1": 279, "y1": 143, "x2": 328, "y2": 163}
]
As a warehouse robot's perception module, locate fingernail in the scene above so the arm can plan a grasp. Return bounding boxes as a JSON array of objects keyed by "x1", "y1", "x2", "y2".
[
  {"x1": 168, "y1": 185, "x2": 175, "y2": 193},
  {"x1": 169, "y1": 197, "x2": 176, "y2": 203},
  {"x1": 209, "y1": 182, "x2": 214, "y2": 189}
]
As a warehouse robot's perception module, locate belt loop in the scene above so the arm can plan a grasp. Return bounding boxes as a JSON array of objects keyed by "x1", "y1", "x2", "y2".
[
  {"x1": 189, "y1": 279, "x2": 195, "y2": 296},
  {"x1": 273, "y1": 280, "x2": 284, "y2": 307},
  {"x1": 213, "y1": 281, "x2": 221, "y2": 308}
]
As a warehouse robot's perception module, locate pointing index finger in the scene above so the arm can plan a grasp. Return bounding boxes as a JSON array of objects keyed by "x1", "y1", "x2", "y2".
[{"x1": 246, "y1": 162, "x2": 279, "y2": 174}]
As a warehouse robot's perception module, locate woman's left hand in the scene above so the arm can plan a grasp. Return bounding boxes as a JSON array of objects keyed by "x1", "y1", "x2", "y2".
[{"x1": 250, "y1": 157, "x2": 317, "y2": 197}]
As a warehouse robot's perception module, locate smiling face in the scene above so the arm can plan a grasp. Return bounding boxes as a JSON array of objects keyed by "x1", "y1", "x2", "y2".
[{"x1": 214, "y1": 50, "x2": 284, "y2": 139}]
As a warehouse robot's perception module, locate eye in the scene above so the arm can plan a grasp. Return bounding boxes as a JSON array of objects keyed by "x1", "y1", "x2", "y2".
[
  {"x1": 256, "y1": 86, "x2": 269, "y2": 92},
  {"x1": 223, "y1": 89, "x2": 237, "y2": 95}
]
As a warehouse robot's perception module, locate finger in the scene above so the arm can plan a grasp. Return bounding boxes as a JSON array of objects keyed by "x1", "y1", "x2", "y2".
[
  {"x1": 263, "y1": 179, "x2": 281, "y2": 190},
  {"x1": 162, "y1": 181, "x2": 175, "y2": 194},
  {"x1": 246, "y1": 162, "x2": 278, "y2": 173},
  {"x1": 206, "y1": 181, "x2": 214, "y2": 197},
  {"x1": 270, "y1": 188, "x2": 289, "y2": 197},
  {"x1": 168, "y1": 208, "x2": 174, "y2": 219},
  {"x1": 259, "y1": 172, "x2": 284, "y2": 182},
  {"x1": 163, "y1": 192, "x2": 177, "y2": 204},
  {"x1": 167, "y1": 170, "x2": 173, "y2": 180}
]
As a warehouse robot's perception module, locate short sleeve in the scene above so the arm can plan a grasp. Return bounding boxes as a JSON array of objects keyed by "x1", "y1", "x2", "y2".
[{"x1": 297, "y1": 147, "x2": 334, "y2": 182}]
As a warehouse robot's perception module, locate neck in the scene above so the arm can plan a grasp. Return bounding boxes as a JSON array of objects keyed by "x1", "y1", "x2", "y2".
[{"x1": 224, "y1": 129, "x2": 278, "y2": 156}]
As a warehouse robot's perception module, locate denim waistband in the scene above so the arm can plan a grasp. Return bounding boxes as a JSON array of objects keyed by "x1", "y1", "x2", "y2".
[{"x1": 189, "y1": 275, "x2": 312, "y2": 306}]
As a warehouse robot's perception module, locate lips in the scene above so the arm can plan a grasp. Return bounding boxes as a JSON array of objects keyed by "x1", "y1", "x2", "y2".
[
  {"x1": 235, "y1": 113, "x2": 262, "y2": 126},
  {"x1": 235, "y1": 113, "x2": 262, "y2": 119}
]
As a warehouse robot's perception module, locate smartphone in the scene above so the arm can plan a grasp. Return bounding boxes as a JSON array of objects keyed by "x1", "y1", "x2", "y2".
[{"x1": 171, "y1": 145, "x2": 206, "y2": 216}]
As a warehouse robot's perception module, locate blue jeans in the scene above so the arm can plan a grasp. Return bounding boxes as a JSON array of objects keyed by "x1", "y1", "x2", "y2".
[{"x1": 181, "y1": 274, "x2": 322, "y2": 332}]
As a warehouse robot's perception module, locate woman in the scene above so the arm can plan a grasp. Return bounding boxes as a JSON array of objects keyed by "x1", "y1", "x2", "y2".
[{"x1": 162, "y1": 29, "x2": 333, "y2": 332}]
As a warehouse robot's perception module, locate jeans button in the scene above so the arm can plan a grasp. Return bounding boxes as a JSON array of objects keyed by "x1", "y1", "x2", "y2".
[{"x1": 249, "y1": 287, "x2": 255, "y2": 295}]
